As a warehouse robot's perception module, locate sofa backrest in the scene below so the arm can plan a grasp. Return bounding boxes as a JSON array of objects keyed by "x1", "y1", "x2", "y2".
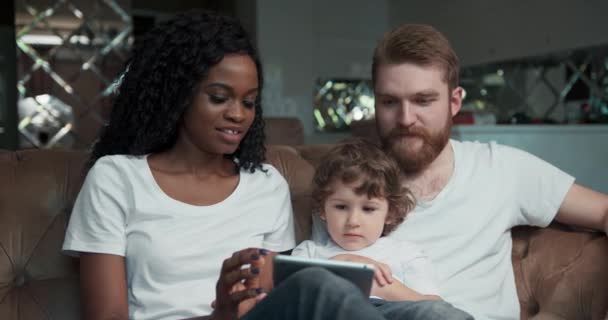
[
  {"x1": 264, "y1": 117, "x2": 305, "y2": 146},
  {"x1": 1, "y1": 147, "x2": 606, "y2": 320}
]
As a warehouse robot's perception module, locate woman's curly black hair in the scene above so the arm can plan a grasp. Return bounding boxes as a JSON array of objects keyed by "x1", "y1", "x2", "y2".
[{"x1": 88, "y1": 10, "x2": 265, "y2": 172}]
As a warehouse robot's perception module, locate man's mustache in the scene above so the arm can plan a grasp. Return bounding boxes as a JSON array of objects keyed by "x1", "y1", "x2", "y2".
[{"x1": 387, "y1": 126, "x2": 428, "y2": 140}]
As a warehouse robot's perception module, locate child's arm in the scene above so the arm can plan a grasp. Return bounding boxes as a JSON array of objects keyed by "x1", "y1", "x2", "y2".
[
  {"x1": 332, "y1": 253, "x2": 440, "y2": 301},
  {"x1": 371, "y1": 279, "x2": 441, "y2": 301},
  {"x1": 388, "y1": 250, "x2": 442, "y2": 301},
  {"x1": 330, "y1": 253, "x2": 393, "y2": 286}
]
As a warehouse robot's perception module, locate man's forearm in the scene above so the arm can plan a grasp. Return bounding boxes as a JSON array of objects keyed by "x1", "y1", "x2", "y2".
[{"x1": 604, "y1": 209, "x2": 608, "y2": 235}]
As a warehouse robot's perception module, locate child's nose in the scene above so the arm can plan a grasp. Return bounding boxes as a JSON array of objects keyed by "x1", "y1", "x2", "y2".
[{"x1": 346, "y1": 212, "x2": 361, "y2": 227}]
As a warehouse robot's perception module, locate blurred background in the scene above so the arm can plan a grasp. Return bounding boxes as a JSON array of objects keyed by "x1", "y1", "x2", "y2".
[{"x1": 0, "y1": 0, "x2": 606, "y2": 191}]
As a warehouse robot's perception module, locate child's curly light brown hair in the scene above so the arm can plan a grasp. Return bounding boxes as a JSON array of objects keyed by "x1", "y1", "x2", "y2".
[{"x1": 312, "y1": 138, "x2": 415, "y2": 236}]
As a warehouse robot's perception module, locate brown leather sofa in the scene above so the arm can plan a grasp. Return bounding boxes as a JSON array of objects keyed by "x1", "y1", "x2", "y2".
[{"x1": 1, "y1": 146, "x2": 607, "y2": 320}]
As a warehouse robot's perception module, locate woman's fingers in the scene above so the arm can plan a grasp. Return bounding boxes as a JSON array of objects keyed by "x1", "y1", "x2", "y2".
[
  {"x1": 255, "y1": 292, "x2": 267, "y2": 302},
  {"x1": 221, "y1": 248, "x2": 263, "y2": 273},
  {"x1": 222, "y1": 264, "x2": 262, "y2": 289},
  {"x1": 213, "y1": 248, "x2": 270, "y2": 320},
  {"x1": 244, "y1": 250, "x2": 266, "y2": 289},
  {"x1": 229, "y1": 287, "x2": 263, "y2": 303},
  {"x1": 218, "y1": 248, "x2": 270, "y2": 295}
]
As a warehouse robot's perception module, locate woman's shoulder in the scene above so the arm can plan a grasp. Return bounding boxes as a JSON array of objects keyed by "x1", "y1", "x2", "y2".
[
  {"x1": 92, "y1": 154, "x2": 145, "y2": 170},
  {"x1": 86, "y1": 154, "x2": 147, "y2": 184},
  {"x1": 241, "y1": 163, "x2": 289, "y2": 189}
]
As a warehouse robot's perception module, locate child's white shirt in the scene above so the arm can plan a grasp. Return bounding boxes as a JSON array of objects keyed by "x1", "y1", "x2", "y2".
[{"x1": 292, "y1": 237, "x2": 440, "y2": 296}]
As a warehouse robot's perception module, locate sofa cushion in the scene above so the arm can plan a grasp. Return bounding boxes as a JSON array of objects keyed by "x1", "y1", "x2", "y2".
[
  {"x1": 512, "y1": 224, "x2": 608, "y2": 319},
  {"x1": 0, "y1": 149, "x2": 87, "y2": 320}
]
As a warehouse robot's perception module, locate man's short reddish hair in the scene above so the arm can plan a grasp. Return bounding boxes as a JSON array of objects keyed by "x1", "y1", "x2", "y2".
[{"x1": 372, "y1": 24, "x2": 459, "y2": 90}]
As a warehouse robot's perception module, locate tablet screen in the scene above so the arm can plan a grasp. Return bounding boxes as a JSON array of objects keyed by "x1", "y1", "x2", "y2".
[{"x1": 273, "y1": 255, "x2": 375, "y2": 295}]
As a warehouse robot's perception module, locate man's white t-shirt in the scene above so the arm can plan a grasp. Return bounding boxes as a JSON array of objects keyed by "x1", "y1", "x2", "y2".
[
  {"x1": 292, "y1": 237, "x2": 440, "y2": 296},
  {"x1": 312, "y1": 140, "x2": 574, "y2": 320},
  {"x1": 63, "y1": 155, "x2": 296, "y2": 320}
]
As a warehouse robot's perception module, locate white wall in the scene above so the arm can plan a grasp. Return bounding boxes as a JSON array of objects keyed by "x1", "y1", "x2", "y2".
[
  {"x1": 453, "y1": 125, "x2": 608, "y2": 193},
  {"x1": 256, "y1": 0, "x2": 389, "y2": 136},
  {"x1": 257, "y1": 0, "x2": 608, "y2": 137},
  {"x1": 388, "y1": 0, "x2": 608, "y2": 66},
  {"x1": 256, "y1": 0, "x2": 315, "y2": 134},
  {"x1": 255, "y1": 1, "x2": 608, "y2": 193}
]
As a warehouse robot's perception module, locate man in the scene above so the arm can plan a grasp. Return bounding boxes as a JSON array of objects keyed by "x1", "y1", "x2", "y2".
[{"x1": 371, "y1": 24, "x2": 608, "y2": 319}]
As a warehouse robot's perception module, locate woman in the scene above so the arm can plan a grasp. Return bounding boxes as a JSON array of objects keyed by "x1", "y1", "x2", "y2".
[{"x1": 63, "y1": 11, "x2": 388, "y2": 320}]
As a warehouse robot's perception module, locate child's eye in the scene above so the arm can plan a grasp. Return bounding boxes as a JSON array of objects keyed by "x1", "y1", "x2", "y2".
[
  {"x1": 334, "y1": 204, "x2": 347, "y2": 210},
  {"x1": 363, "y1": 207, "x2": 377, "y2": 213}
]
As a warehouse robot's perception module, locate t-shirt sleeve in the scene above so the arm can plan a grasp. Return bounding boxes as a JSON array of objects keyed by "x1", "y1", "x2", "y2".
[
  {"x1": 62, "y1": 157, "x2": 129, "y2": 257},
  {"x1": 290, "y1": 240, "x2": 316, "y2": 258},
  {"x1": 262, "y1": 172, "x2": 296, "y2": 252},
  {"x1": 400, "y1": 254, "x2": 440, "y2": 296},
  {"x1": 497, "y1": 144, "x2": 575, "y2": 228}
]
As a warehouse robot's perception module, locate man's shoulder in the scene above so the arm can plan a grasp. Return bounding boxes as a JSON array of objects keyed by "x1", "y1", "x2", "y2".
[
  {"x1": 453, "y1": 139, "x2": 531, "y2": 155},
  {"x1": 452, "y1": 138, "x2": 497, "y2": 153},
  {"x1": 452, "y1": 139, "x2": 534, "y2": 165}
]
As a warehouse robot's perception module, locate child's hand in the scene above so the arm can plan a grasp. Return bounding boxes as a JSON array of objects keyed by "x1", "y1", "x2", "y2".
[
  {"x1": 330, "y1": 254, "x2": 393, "y2": 286},
  {"x1": 371, "y1": 279, "x2": 442, "y2": 301},
  {"x1": 371, "y1": 277, "x2": 394, "y2": 298}
]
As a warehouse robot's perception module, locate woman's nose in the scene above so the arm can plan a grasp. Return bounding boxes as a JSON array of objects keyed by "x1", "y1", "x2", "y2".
[{"x1": 225, "y1": 103, "x2": 246, "y2": 122}]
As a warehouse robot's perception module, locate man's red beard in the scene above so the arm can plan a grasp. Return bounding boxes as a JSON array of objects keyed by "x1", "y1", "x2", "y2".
[{"x1": 381, "y1": 116, "x2": 452, "y2": 175}]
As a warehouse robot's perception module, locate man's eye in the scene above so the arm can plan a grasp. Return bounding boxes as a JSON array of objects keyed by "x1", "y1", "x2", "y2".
[
  {"x1": 416, "y1": 99, "x2": 433, "y2": 106},
  {"x1": 381, "y1": 99, "x2": 397, "y2": 106},
  {"x1": 209, "y1": 95, "x2": 228, "y2": 104}
]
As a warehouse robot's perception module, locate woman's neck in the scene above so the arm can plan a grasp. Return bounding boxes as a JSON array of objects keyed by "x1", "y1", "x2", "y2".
[{"x1": 155, "y1": 139, "x2": 236, "y2": 177}]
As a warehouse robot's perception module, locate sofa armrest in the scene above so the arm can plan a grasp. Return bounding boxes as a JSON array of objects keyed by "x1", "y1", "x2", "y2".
[{"x1": 512, "y1": 224, "x2": 608, "y2": 319}]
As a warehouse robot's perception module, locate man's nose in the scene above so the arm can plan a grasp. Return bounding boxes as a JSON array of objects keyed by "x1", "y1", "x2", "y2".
[{"x1": 398, "y1": 103, "x2": 416, "y2": 127}]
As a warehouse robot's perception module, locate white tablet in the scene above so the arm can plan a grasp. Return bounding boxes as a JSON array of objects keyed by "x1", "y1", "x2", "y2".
[{"x1": 273, "y1": 255, "x2": 375, "y2": 295}]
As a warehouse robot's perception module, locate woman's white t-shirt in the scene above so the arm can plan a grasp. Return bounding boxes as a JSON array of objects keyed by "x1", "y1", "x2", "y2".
[{"x1": 63, "y1": 155, "x2": 296, "y2": 319}]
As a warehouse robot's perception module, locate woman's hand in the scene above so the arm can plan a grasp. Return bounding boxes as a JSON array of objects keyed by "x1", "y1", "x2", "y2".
[
  {"x1": 210, "y1": 248, "x2": 269, "y2": 320},
  {"x1": 331, "y1": 253, "x2": 393, "y2": 286}
]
